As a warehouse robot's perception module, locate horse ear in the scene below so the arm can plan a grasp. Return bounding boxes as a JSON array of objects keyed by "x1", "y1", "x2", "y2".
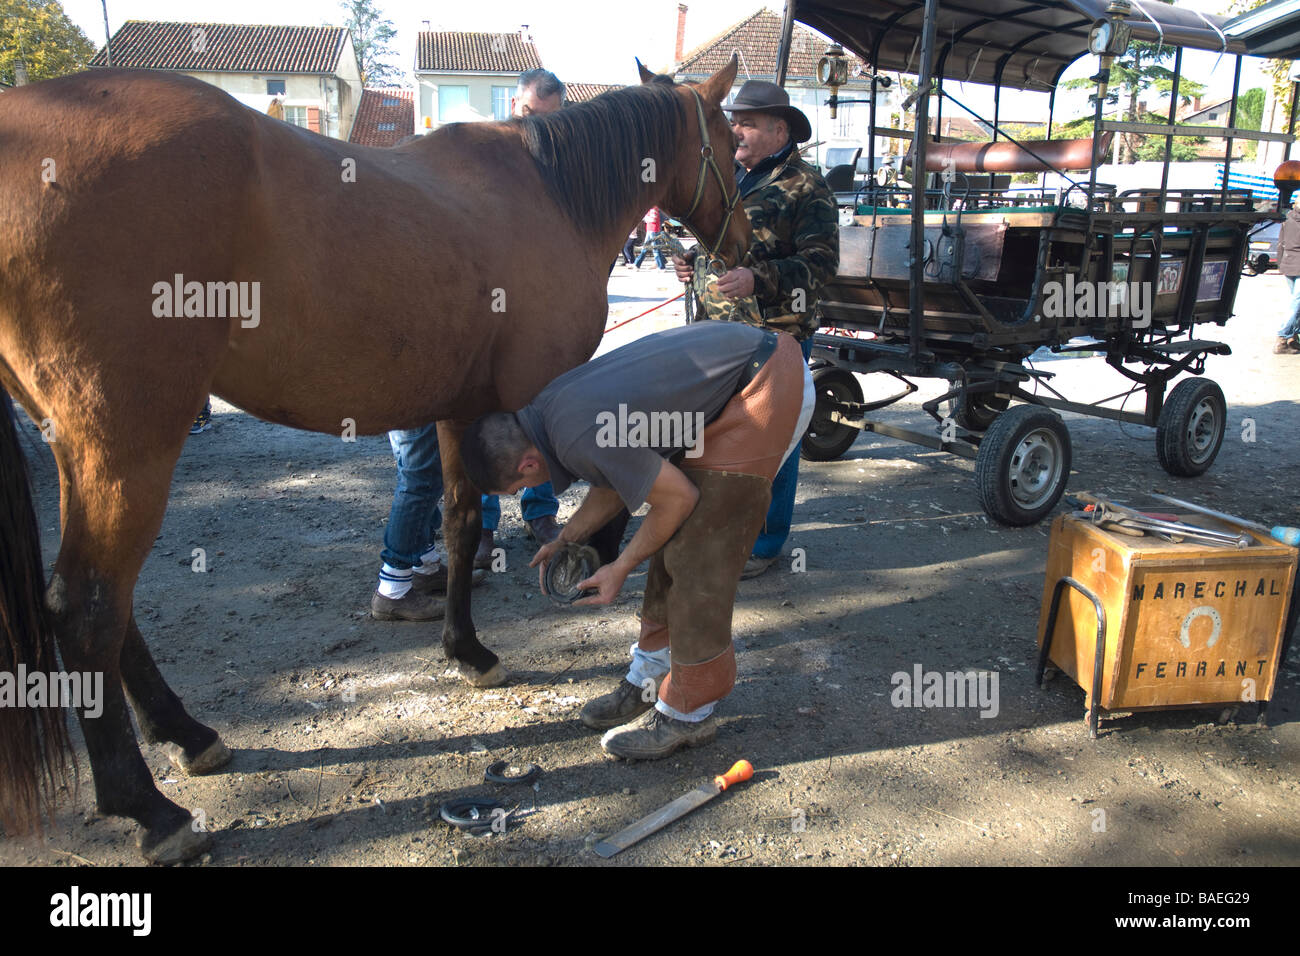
[
  {"x1": 637, "y1": 59, "x2": 658, "y2": 84},
  {"x1": 697, "y1": 54, "x2": 738, "y2": 105}
]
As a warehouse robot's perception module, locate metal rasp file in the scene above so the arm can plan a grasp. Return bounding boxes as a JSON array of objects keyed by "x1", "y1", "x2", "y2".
[{"x1": 593, "y1": 760, "x2": 754, "y2": 858}]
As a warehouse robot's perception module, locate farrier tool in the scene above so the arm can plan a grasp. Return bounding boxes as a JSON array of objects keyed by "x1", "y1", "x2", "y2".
[
  {"x1": 1148, "y1": 493, "x2": 1300, "y2": 546},
  {"x1": 592, "y1": 759, "x2": 754, "y2": 858},
  {"x1": 1073, "y1": 492, "x2": 1252, "y2": 548}
]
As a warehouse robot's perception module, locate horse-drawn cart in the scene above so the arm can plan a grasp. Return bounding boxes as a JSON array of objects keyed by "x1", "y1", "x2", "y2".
[{"x1": 775, "y1": 0, "x2": 1300, "y2": 524}]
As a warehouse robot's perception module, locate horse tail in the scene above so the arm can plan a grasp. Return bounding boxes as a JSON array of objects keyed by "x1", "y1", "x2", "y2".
[{"x1": 0, "y1": 384, "x2": 73, "y2": 835}]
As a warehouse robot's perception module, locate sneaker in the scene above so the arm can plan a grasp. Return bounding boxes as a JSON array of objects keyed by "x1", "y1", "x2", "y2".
[
  {"x1": 370, "y1": 589, "x2": 446, "y2": 622},
  {"x1": 580, "y1": 678, "x2": 657, "y2": 730},
  {"x1": 474, "y1": 529, "x2": 495, "y2": 570},
  {"x1": 189, "y1": 401, "x2": 212, "y2": 435},
  {"x1": 600, "y1": 708, "x2": 717, "y2": 761},
  {"x1": 740, "y1": 555, "x2": 778, "y2": 580},
  {"x1": 526, "y1": 514, "x2": 561, "y2": 545},
  {"x1": 410, "y1": 565, "x2": 486, "y2": 594}
]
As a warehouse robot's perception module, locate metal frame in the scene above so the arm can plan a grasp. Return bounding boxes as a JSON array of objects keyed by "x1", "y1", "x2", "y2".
[{"x1": 1036, "y1": 576, "x2": 1107, "y2": 738}]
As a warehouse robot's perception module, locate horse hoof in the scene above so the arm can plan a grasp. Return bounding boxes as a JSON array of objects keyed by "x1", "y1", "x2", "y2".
[
  {"x1": 139, "y1": 822, "x2": 212, "y2": 865},
  {"x1": 458, "y1": 661, "x2": 508, "y2": 688},
  {"x1": 163, "y1": 738, "x2": 233, "y2": 776}
]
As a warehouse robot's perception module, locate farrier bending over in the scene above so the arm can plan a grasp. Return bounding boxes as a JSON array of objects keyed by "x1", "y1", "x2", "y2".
[{"x1": 461, "y1": 322, "x2": 815, "y2": 760}]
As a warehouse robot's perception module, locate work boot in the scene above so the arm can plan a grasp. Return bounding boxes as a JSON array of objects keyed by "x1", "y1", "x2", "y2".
[
  {"x1": 474, "y1": 529, "x2": 495, "y2": 570},
  {"x1": 410, "y1": 564, "x2": 486, "y2": 594},
  {"x1": 370, "y1": 589, "x2": 445, "y2": 622},
  {"x1": 580, "y1": 678, "x2": 658, "y2": 730},
  {"x1": 1274, "y1": 336, "x2": 1300, "y2": 354},
  {"x1": 600, "y1": 708, "x2": 717, "y2": 760},
  {"x1": 740, "y1": 554, "x2": 778, "y2": 580},
  {"x1": 526, "y1": 514, "x2": 561, "y2": 545}
]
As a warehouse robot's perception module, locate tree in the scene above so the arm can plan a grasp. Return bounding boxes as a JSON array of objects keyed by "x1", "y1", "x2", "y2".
[
  {"x1": 339, "y1": 0, "x2": 400, "y2": 86},
  {"x1": 0, "y1": 0, "x2": 95, "y2": 87}
]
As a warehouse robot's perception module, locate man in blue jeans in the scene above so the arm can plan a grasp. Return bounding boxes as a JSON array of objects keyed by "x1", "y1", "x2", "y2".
[
  {"x1": 372, "y1": 69, "x2": 565, "y2": 619},
  {"x1": 671, "y1": 80, "x2": 838, "y2": 579}
]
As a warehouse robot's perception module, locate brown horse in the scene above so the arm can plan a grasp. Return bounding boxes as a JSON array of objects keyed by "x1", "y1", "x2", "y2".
[{"x1": 0, "y1": 58, "x2": 746, "y2": 862}]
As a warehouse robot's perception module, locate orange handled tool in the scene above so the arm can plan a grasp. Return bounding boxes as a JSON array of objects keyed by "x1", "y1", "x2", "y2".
[{"x1": 594, "y1": 759, "x2": 756, "y2": 858}]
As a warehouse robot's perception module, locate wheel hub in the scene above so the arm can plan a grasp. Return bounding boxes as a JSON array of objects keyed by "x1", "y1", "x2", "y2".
[
  {"x1": 1008, "y1": 430, "x2": 1062, "y2": 508},
  {"x1": 1186, "y1": 398, "x2": 1218, "y2": 462}
]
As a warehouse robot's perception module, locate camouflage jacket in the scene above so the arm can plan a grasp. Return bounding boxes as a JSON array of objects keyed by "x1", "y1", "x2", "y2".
[{"x1": 691, "y1": 148, "x2": 840, "y2": 341}]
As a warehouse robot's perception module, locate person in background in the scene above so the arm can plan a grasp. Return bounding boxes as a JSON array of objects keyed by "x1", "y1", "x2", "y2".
[
  {"x1": 633, "y1": 207, "x2": 667, "y2": 270},
  {"x1": 1275, "y1": 192, "x2": 1300, "y2": 354}
]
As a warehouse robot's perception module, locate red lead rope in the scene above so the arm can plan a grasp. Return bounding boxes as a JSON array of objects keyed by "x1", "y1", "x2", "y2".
[{"x1": 603, "y1": 292, "x2": 686, "y2": 336}]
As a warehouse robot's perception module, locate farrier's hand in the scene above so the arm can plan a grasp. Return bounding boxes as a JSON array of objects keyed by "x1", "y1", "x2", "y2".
[
  {"x1": 529, "y1": 537, "x2": 566, "y2": 594},
  {"x1": 672, "y1": 253, "x2": 695, "y2": 283},
  {"x1": 716, "y1": 267, "x2": 755, "y2": 298},
  {"x1": 573, "y1": 561, "x2": 631, "y2": 607}
]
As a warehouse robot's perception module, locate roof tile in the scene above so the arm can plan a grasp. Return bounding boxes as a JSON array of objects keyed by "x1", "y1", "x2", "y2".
[
  {"x1": 90, "y1": 21, "x2": 347, "y2": 74},
  {"x1": 417, "y1": 32, "x2": 543, "y2": 73}
]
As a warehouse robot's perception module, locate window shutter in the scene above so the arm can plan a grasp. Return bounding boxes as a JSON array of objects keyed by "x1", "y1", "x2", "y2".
[{"x1": 308, "y1": 107, "x2": 321, "y2": 133}]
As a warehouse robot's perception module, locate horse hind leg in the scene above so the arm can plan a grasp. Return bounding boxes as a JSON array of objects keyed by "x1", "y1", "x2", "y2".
[
  {"x1": 121, "y1": 615, "x2": 232, "y2": 775},
  {"x1": 47, "y1": 436, "x2": 214, "y2": 863}
]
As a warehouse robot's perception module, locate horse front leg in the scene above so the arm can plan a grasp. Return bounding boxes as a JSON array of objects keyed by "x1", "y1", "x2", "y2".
[{"x1": 436, "y1": 420, "x2": 507, "y2": 687}]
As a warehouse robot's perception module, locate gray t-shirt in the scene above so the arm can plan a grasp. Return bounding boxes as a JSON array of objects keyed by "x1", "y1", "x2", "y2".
[{"x1": 516, "y1": 322, "x2": 768, "y2": 510}]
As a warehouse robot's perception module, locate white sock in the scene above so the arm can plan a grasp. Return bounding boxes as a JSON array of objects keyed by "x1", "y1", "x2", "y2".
[
  {"x1": 412, "y1": 546, "x2": 443, "y2": 576},
  {"x1": 655, "y1": 699, "x2": 714, "y2": 722},
  {"x1": 378, "y1": 563, "x2": 413, "y2": 598}
]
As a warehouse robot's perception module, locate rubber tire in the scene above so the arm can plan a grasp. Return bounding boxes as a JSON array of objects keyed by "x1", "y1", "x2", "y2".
[
  {"x1": 1156, "y1": 378, "x2": 1226, "y2": 477},
  {"x1": 975, "y1": 404, "x2": 1072, "y2": 526},
  {"x1": 950, "y1": 388, "x2": 1010, "y2": 431},
  {"x1": 800, "y1": 365, "x2": 864, "y2": 462}
]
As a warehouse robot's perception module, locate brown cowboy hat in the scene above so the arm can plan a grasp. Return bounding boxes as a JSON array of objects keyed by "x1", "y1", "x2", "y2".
[{"x1": 720, "y1": 80, "x2": 812, "y2": 143}]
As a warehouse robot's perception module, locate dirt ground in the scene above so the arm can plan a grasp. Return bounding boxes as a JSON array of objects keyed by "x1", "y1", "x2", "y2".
[{"x1": 3, "y1": 264, "x2": 1298, "y2": 868}]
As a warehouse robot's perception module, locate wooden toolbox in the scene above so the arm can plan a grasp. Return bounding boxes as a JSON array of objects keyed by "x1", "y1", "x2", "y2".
[{"x1": 1036, "y1": 512, "x2": 1297, "y2": 734}]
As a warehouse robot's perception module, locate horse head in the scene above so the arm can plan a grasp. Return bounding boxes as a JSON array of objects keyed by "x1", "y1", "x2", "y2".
[{"x1": 639, "y1": 56, "x2": 750, "y2": 271}]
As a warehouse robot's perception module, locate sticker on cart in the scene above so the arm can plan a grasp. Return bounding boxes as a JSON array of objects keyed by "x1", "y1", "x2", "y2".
[
  {"x1": 1196, "y1": 260, "x2": 1228, "y2": 301},
  {"x1": 1157, "y1": 261, "x2": 1183, "y2": 295}
]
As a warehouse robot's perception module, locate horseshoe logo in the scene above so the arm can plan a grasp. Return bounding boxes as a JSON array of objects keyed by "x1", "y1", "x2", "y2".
[{"x1": 1179, "y1": 605, "x2": 1221, "y2": 649}]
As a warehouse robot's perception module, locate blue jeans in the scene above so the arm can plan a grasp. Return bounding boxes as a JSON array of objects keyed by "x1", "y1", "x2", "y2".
[
  {"x1": 382, "y1": 424, "x2": 442, "y2": 570},
  {"x1": 634, "y1": 231, "x2": 666, "y2": 269},
  {"x1": 751, "y1": 337, "x2": 814, "y2": 559},
  {"x1": 481, "y1": 484, "x2": 558, "y2": 531},
  {"x1": 1280, "y1": 276, "x2": 1300, "y2": 337}
]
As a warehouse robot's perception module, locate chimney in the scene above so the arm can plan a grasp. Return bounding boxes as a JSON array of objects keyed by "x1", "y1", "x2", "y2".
[
  {"x1": 1192, "y1": 95, "x2": 1202, "y2": 113},
  {"x1": 521, "y1": 24, "x2": 532, "y2": 44},
  {"x1": 421, "y1": 20, "x2": 430, "y2": 31},
  {"x1": 675, "y1": 4, "x2": 688, "y2": 64}
]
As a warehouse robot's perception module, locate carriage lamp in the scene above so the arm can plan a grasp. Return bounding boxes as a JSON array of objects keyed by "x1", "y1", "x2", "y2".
[
  {"x1": 819, "y1": 44, "x2": 850, "y2": 118},
  {"x1": 1088, "y1": 0, "x2": 1132, "y2": 57}
]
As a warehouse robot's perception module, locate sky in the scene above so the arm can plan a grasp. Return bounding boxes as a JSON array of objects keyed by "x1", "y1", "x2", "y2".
[{"x1": 59, "y1": 0, "x2": 1283, "y2": 120}]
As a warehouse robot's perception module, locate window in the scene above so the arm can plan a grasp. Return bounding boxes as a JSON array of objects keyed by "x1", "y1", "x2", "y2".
[
  {"x1": 377, "y1": 122, "x2": 395, "y2": 131},
  {"x1": 266, "y1": 79, "x2": 286, "y2": 96},
  {"x1": 492, "y1": 86, "x2": 512, "y2": 120},
  {"x1": 438, "y1": 85, "x2": 469, "y2": 122},
  {"x1": 284, "y1": 106, "x2": 309, "y2": 128},
  {"x1": 835, "y1": 104, "x2": 853, "y2": 138}
]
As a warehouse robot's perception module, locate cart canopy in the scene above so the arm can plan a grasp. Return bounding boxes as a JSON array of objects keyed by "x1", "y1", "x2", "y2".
[{"x1": 793, "y1": 0, "x2": 1245, "y2": 92}]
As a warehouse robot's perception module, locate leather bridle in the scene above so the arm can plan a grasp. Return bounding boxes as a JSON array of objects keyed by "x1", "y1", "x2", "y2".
[{"x1": 673, "y1": 88, "x2": 743, "y2": 271}]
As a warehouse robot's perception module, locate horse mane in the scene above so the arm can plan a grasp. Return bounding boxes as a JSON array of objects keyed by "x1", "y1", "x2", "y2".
[{"x1": 516, "y1": 81, "x2": 685, "y2": 234}]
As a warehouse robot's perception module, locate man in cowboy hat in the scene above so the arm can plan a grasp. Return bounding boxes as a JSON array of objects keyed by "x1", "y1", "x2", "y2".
[{"x1": 673, "y1": 78, "x2": 838, "y2": 580}]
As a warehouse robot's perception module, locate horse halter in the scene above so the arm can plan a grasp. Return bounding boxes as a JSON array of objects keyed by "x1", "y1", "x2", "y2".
[{"x1": 674, "y1": 88, "x2": 743, "y2": 272}]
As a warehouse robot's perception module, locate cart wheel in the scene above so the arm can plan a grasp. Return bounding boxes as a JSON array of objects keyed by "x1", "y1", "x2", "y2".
[
  {"x1": 801, "y1": 366, "x2": 863, "y2": 462},
  {"x1": 950, "y1": 388, "x2": 1010, "y2": 431},
  {"x1": 1156, "y1": 378, "x2": 1226, "y2": 477},
  {"x1": 975, "y1": 404, "x2": 1071, "y2": 526}
]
